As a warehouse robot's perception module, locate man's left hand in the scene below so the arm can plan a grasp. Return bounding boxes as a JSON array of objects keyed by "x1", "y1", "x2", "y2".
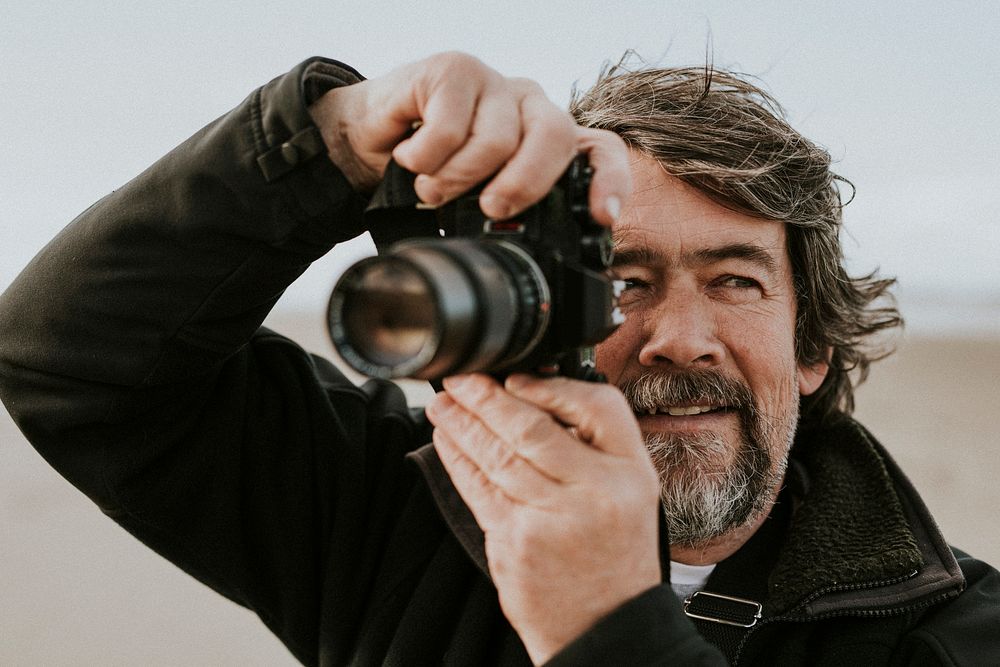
[{"x1": 425, "y1": 373, "x2": 663, "y2": 664}]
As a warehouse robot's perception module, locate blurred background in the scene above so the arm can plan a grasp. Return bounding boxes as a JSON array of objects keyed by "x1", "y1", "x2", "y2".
[{"x1": 2, "y1": 1, "x2": 997, "y2": 664}]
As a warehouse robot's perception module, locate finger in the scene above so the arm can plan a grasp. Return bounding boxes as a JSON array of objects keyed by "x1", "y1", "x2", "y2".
[
  {"x1": 426, "y1": 391, "x2": 560, "y2": 498},
  {"x1": 503, "y1": 374, "x2": 644, "y2": 458},
  {"x1": 477, "y1": 79, "x2": 579, "y2": 219},
  {"x1": 575, "y1": 128, "x2": 633, "y2": 227},
  {"x1": 439, "y1": 374, "x2": 598, "y2": 478},
  {"x1": 431, "y1": 423, "x2": 509, "y2": 528},
  {"x1": 411, "y1": 84, "x2": 522, "y2": 207},
  {"x1": 390, "y1": 91, "x2": 477, "y2": 185},
  {"x1": 390, "y1": 53, "x2": 496, "y2": 181}
]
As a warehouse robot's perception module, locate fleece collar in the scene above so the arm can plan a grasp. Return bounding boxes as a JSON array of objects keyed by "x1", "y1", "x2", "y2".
[{"x1": 768, "y1": 416, "x2": 965, "y2": 616}]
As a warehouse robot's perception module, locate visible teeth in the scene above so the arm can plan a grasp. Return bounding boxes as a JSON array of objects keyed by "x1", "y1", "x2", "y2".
[
  {"x1": 639, "y1": 405, "x2": 720, "y2": 416},
  {"x1": 665, "y1": 405, "x2": 714, "y2": 416}
]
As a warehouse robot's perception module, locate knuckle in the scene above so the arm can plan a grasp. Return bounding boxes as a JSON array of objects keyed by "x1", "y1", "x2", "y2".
[
  {"x1": 456, "y1": 374, "x2": 498, "y2": 409},
  {"x1": 491, "y1": 175, "x2": 549, "y2": 212},
  {"x1": 419, "y1": 125, "x2": 468, "y2": 157},
  {"x1": 424, "y1": 164, "x2": 490, "y2": 198},
  {"x1": 577, "y1": 126, "x2": 627, "y2": 152},
  {"x1": 486, "y1": 441, "x2": 518, "y2": 473},
  {"x1": 536, "y1": 115, "x2": 578, "y2": 149},
  {"x1": 493, "y1": 450, "x2": 518, "y2": 475},
  {"x1": 429, "y1": 50, "x2": 484, "y2": 73},
  {"x1": 430, "y1": 52, "x2": 503, "y2": 91},
  {"x1": 513, "y1": 412, "x2": 555, "y2": 444},
  {"x1": 508, "y1": 77, "x2": 545, "y2": 96},
  {"x1": 474, "y1": 132, "x2": 519, "y2": 161}
]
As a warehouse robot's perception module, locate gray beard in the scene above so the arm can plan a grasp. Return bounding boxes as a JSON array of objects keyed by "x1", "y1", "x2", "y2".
[{"x1": 620, "y1": 370, "x2": 798, "y2": 548}]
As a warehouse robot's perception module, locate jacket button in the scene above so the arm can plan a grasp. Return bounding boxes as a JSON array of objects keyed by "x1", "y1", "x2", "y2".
[{"x1": 281, "y1": 142, "x2": 299, "y2": 165}]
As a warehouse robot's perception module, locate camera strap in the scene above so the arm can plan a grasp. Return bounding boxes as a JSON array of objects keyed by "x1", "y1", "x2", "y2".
[{"x1": 364, "y1": 160, "x2": 442, "y2": 252}]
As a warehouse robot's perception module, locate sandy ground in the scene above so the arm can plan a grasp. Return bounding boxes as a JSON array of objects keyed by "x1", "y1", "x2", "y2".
[{"x1": 2, "y1": 311, "x2": 998, "y2": 665}]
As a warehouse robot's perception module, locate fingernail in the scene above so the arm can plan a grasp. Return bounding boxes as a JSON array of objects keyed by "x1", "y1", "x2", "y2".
[
  {"x1": 480, "y1": 193, "x2": 512, "y2": 220},
  {"x1": 414, "y1": 174, "x2": 443, "y2": 206},
  {"x1": 425, "y1": 392, "x2": 449, "y2": 418},
  {"x1": 442, "y1": 374, "x2": 471, "y2": 392},
  {"x1": 605, "y1": 195, "x2": 621, "y2": 221},
  {"x1": 504, "y1": 373, "x2": 531, "y2": 392}
]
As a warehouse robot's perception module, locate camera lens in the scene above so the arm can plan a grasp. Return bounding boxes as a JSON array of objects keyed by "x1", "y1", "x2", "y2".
[
  {"x1": 328, "y1": 239, "x2": 549, "y2": 380},
  {"x1": 338, "y1": 258, "x2": 437, "y2": 368}
]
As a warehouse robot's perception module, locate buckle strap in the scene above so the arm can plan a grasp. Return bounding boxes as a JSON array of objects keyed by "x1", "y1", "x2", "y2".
[{"x1": 683, "y1": 591, "x2": 763, "y2": 628}]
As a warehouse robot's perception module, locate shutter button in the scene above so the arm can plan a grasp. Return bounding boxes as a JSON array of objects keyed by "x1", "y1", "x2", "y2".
[{"x1": 280, "y1": 142, "x2": 299, "y2": 165}]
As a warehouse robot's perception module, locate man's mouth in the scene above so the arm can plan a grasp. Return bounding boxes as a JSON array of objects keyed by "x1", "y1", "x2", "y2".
[{"x1": 636, "y1": 404, "x2": 731, "y2": 417}]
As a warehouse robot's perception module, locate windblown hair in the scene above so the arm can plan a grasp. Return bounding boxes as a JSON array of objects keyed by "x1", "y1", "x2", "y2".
[{"x1": 571, "y1": 59, "x2": 901, "y2": 425}]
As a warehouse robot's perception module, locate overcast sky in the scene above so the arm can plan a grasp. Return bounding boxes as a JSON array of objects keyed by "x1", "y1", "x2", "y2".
[{"x1": 2, "y1": 0, "x2": 998, "y2": 333}]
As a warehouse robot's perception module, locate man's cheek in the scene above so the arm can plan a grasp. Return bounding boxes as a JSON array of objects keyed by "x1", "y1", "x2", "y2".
[{"x1": 594, "y1": 333, "x2": 634, "y2": 385}]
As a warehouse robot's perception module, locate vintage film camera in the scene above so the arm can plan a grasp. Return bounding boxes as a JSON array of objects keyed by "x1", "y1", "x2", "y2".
[{"x1": 326, "y1": 156, "x2": 623, "y2": 382}]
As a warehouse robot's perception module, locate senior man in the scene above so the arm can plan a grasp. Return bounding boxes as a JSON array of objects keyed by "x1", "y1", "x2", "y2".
[{"x1": 1, "y1": 52, "x2": 998, "y2": 665}]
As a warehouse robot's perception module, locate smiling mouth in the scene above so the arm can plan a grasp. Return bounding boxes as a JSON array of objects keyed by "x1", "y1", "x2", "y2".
[{"x1": 636, "y1": 405, "x2": 732, "y2": 417}]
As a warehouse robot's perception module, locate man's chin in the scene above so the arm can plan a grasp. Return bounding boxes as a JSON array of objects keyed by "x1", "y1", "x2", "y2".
[
  {"x1": 658, "y1": 479, "x2": 768, "y2": 548},
  {"x1": 645, "y1": 429, "x2": 777, "y2": 547},
  {"x1": 640, "y1": 426, "x2": 742, "y2": 475}
]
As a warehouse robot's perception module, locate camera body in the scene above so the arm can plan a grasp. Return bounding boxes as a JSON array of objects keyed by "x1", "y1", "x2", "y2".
[{"x1": 327, "y1": 156, "x2": 622, "y2": 381}]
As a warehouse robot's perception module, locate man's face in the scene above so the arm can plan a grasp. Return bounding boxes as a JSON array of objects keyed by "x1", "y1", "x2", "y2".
[{"x1": 595, "y1": 153, "x2": 827, "y2": 547}]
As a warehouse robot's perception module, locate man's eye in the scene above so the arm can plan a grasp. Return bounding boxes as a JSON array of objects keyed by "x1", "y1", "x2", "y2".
[
  {"x1": 614, "y1": 277, "x2": 652, "y2": 308},
  {"x1": 719, "y1": 275, "x2": 761, "y2": 290},
  {"x1": 621, "y1": 278, "x2": 651, "y2": 291}
]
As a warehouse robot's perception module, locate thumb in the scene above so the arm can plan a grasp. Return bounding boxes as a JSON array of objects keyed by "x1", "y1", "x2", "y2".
[{"x1": 575, "y1": 127, "x2": 632, "y2": 228}]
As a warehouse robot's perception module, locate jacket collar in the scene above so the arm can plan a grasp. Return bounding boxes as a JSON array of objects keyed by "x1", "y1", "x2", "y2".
[
  {"x1": 769, "y1": 416, "x2": 965, "y2": 616},
  {"x1": 407, "y1": 415, "x2": 966, "y2": 616},
  {"x1": 406, "y1": 442, "x2": 491, "y2": 581}
]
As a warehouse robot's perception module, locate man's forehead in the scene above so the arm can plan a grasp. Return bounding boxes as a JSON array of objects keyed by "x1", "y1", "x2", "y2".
[
  {"x1": 611, "y1": 220, "x2": 786, "y2": 256},
  {"x1": 616, "y1": 153, "x2": 790, "y2": 270},
  {"x1": 610, "y1": 223, "x2": 787, "y2": 276}
]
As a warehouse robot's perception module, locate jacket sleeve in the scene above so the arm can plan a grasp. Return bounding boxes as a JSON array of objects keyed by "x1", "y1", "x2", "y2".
[
  {"x1": 544, "y1": 586, "x2": 727, "y2": 665},
  {"x1": 0, "y1": 57, "x2": 389, "y2": 664},
  {"x1": 893, "y1": 549, "x2": 1000, "y2": 665}
]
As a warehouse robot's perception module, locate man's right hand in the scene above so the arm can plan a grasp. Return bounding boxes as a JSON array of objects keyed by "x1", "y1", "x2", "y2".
[{"x1": 308, "y1": 51, "x2": 630, "y2": 224}]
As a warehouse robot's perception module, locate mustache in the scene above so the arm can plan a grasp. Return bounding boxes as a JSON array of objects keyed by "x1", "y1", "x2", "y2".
[{"x1": 619, "y1": 369, "x2": 755, "y2": 414}]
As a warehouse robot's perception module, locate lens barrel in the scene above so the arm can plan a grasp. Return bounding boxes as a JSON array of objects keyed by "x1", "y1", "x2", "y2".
[{"x1": 328, "y1": 239, "x2": 549, "y2": 380}]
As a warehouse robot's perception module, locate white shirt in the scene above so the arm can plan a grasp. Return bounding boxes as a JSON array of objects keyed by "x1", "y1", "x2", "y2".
[{"x1": 670, "y1": 560, "x2": 717, "y2": 602}]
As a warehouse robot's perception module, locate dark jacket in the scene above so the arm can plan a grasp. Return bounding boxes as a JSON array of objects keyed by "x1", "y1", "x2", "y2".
[{"x1": 1, "y1": 58, "x2": 998, "y2": 666}]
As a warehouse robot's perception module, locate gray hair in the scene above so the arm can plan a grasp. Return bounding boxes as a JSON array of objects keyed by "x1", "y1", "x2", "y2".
[{"x1": 572, "y1": 60, "x2": 901, "y2": 424}]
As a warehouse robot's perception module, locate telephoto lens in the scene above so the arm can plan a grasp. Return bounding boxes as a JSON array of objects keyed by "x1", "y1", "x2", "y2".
[{"x1": 328, "y1": 238, "x2": 550, "y2": 380}]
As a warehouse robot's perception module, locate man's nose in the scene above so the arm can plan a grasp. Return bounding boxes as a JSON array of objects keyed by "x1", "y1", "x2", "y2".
[{"x1": 636, "y1": 290, "x2": 725, "y2": 369}]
